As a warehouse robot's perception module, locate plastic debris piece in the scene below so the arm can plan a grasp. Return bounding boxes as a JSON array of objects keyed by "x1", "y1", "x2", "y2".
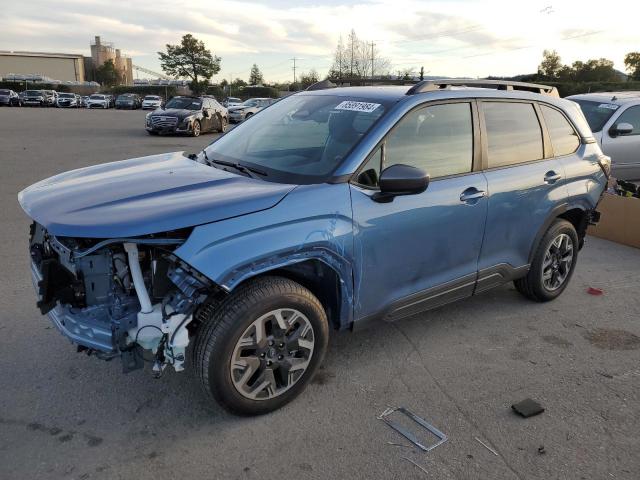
[
  {"x1": 402, "y1": 457, "x2": 429, "y2": 475},
  {"x1": 475, "y1": 437, "x2": 499, "y2": 456},
  {"x1": 512, "y1": 398, "x2": 545, "y2": 418},
  {"x1": 587, "y1": 287, "x2": 604, "y2": 296},
  {"x1": 378, "y1": 406, "x2": 447, "y2": 452}
]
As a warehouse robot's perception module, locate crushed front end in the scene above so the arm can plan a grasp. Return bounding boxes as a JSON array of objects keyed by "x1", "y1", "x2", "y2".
[{"x1": 29, "y1": 223, "x2": 217, "y2": 374}]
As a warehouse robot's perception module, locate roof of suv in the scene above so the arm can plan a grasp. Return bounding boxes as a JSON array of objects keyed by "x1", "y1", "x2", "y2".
[
  {"x1": 567, "y1": 92, "x2": 640, "y2": 106},
  {"x1": 302, "y1": 84, "x2": 572, "y2": 109},
  {"x1": 300, "y1": 81, "x2": 595, "y2": 142}
]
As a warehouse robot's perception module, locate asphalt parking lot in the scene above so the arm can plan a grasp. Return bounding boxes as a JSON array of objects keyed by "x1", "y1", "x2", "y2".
[{"x1": 1, "y1": 107, "x2": 639, "y2": 480}]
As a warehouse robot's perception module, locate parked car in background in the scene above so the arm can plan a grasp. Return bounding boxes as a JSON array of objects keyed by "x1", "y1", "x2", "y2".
[
  {"x1": 42, "y1": 90, "x2": 57, "y2": 107},
  {"x1": 18, "y1": 80, "x2": 609, "y2": 416},
  {"x1": 86, "y1": 94, "x2": 110, "y2": 109},
  {"x1": 145, "y1": 96, "x2": 228, "y2": 136},
  {"x1": 22, "y1": 90, "x2": 47, "y2": 107},
  {"x1": 115, "y1": 93, "x2": 141, "y2": 109},
  {"x1": 0, "y1": 89, "x2": 21, "y2": 106},
  {"x1": 142, "y1": 95, "x2": 163, "y2": 110},
  {"x1": 568, "y1": 92, "x2": 640, "y2": 180},
  {"x1": 222, "y1": 97, "x2": 242, "y2": 108},
  {"x1": 228, "y1": 97, "x2": 275, "y2": 123},
  {"x1": 56, "y1": 92, "x2": 80, "y2": 108}
]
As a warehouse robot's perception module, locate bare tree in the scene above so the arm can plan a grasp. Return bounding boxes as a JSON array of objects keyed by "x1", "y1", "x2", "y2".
[{"x1": 328, "y1": 30, "x2": 390, "y2": 80}]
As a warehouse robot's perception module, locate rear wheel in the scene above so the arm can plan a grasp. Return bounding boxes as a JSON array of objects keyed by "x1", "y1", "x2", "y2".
[
  {"x1": 193, "y1": 276, "x2": 329, "y2": 415},
  {"x1": 244, "y1": 112, "x2": 253, "y2": 121},
  {"x1": 515, "y1": 219, "x2": 578, "y2": 302}
]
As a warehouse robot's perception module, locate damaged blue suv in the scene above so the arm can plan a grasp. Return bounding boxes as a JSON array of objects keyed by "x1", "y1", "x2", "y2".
[{"x1": 19, "y1": 80, "x2": 609, "y2": 415}]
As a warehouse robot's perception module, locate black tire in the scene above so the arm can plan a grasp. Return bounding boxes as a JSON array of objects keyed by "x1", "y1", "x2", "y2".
[
  {"x1": 147, "y1": 130, "x2": 159, "y2": 135},
  {"x1": 244, "y1": 112, "x2": 253, "y2": 120},
  {"x1": 193, "y1": 276, "x2": 329, "y2": 415},
  {"x1": 515, "y1": 219, "x2": 578, "y2": 302}
]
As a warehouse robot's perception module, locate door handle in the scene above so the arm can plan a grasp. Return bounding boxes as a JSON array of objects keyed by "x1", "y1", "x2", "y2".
[
  {"x1": 544, "y1": 171, "x2": 561, "y2": 184},
  {"x1": 460, "y1": 188, "x2": 487, "y2": 203}
]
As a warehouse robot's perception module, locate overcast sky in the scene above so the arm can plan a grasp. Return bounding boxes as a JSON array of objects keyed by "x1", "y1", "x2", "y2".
[{"x1": 1, "y1": 0, "x2": 638, "y2": 83}]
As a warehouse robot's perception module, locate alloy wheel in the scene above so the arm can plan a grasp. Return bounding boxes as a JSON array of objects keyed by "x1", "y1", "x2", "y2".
[
  {"x1": 192, "y1": 121, "x2": 201, "y2": 137},
  {"x1": 230, "y1": 308, "x2": 315, "y2": 401},
  {"x1": 542, "y1": 233, "x2": 573, "y2": 291}
]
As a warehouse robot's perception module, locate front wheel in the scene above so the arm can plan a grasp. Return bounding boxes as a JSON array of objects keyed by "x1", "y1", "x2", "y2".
[
  {"x1": 219, "y1": 116, "x2": 228, "y2": 133},
  {"x1": 191, "y1": 120, "x2": 201, "y2": 137},
  {"x1": 193, "y1": 276, "x2": 329, "y2": 415},
  {"x1": 515, "y1": 219, "x2": 578, "y2": 302}
]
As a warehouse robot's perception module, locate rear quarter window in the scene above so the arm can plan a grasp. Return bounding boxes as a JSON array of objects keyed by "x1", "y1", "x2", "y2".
[
  {"x1": 483, "y1": 102, "x2": 543, "y2": 168},
  {"x1": 540, "y1": 105, "x2": 580, "y2": 156}
]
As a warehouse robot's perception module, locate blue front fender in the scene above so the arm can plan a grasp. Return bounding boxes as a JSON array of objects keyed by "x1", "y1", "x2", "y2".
[{"x1": 174, "y1": 183, "x2": 355, "y2": 328}]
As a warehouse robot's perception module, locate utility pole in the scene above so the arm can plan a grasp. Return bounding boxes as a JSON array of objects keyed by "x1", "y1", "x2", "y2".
[
  {"x1": 338, "y1": 37, "x2": 343, "y2": 81},
  {"x1": 370, "y1": 41, "x2": 375, "y2": 81},
  {"x1": 420, "y1": 66, "x2": 424, "y2": 81},
  {"x1": 291, "y1": 57, "x2": 299, "y2": 88},
  {"x1": 350, "y1": 34, "x2": 354, "y2": 78}
]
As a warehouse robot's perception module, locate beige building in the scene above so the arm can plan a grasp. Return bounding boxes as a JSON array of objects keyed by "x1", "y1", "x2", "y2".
[
  {"x1": 90, "y1": 36, "x2": 133, "y2": 85},
  {"x1": 0, "y1": 51, "x2": 85, "y2": 82}
]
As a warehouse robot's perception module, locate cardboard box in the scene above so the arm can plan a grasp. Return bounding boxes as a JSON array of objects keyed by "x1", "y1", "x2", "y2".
[{"x1": 588, "y1": 193, "x2": 640, "y2": 249}]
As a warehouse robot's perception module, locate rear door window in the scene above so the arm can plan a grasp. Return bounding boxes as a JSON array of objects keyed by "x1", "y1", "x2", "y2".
[
  {"x1": 540, "y1": 105, "x2": 580, "y2": 156},
  {"x1": 483, "y1": 102, "x2": 543, "y2": 168}
]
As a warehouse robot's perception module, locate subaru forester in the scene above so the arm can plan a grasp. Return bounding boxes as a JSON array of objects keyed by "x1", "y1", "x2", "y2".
[{"x1": 19, "y1": 80, "x2": 609, "y2": 415}]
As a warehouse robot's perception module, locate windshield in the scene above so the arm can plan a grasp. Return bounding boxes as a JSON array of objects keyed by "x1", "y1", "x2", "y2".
[
  {"x1": 59, "y1": 93, "x2": 74, "y2": 98},
  {"x1": 90, "y1": 95, "x2": 105, "y2": 100},
  {"x1": 572, "y1": 100, "x2": 619, "y2": 132},
  {"x1": 117, "y1": 95, "x2": 133, "y2": 100},
  {"x1": 144, "y1": 96, "x2": 160, "y2": 100},
  {"x1": 25, "y1": 90, "x2": 41, "y2": 95},
  {"x1": 242, "y1": 99, "x2": 258, "y2": 107},
  {"x1": 0, "y1": 90, "x2": 10, "y2": 95},
  {"x1": 204, "y1": 94, "x2": 390, "y2": 183},
  {"x1": 165, "y1": 97, "x2": 202, "y2": 110}
]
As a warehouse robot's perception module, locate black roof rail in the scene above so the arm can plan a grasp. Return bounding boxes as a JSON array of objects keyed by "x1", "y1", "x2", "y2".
[
  {"x1": 305, "y1": 79, "x2": 337, "y2": 91},
  {"x1": 406, "y1": 79, "x2": 559, "y2": 97}
]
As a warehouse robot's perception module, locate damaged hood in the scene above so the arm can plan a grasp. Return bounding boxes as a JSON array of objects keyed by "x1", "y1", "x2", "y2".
[{"x1": 18, "y1": 152, "x2": 296, "y2": 238}]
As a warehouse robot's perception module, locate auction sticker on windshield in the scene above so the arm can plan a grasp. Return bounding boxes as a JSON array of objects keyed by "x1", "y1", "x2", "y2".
[
  {"x1": 598, "y1": 103, "x2": 620, "y2": 110},
  {"x1": 335, "y1": 101, "x2": 381, "y2": 113}
]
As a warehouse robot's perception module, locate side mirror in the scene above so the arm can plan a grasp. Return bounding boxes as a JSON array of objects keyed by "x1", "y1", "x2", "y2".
[
  {"x1": 610, "y1": 122, "x2": 634, "y2": 137},
  {"x1": 373, "y1": 164, "x2": 429, "y2": 202}
]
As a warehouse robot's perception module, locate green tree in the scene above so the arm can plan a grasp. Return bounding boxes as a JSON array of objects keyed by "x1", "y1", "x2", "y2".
[
  {"x1": 158, "y1": 34, "x2": 221, "y2": 94},
  {"x1": 538, "y1": 49, "x2": 562, "y2": 78},
  {"x1": 571, "y1": 58, "x2": 617, "y2": 82},
  {"x1": 95, "y1": 59, "x2": 121, "y2": 86},
  {"x1": 624, "y1": 52, "x2": 640, "y2": 80},
  {"x1": 249, "y1": 64, "x2": 263, "y2": 85}
]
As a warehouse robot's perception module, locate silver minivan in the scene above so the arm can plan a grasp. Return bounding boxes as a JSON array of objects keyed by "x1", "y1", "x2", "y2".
[{"x1": 568, "y1": 92, "x2": 640, "y2": 180}]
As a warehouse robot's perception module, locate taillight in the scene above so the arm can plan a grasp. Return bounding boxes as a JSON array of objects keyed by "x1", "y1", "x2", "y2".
[{"x1": 598, "y1": 155, "x2": 612, "y2": 178}]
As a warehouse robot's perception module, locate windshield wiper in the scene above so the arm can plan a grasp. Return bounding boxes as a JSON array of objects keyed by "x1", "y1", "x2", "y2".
[{"x1": 205, "y1": 154, "x2": 267, "y2": 179}]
